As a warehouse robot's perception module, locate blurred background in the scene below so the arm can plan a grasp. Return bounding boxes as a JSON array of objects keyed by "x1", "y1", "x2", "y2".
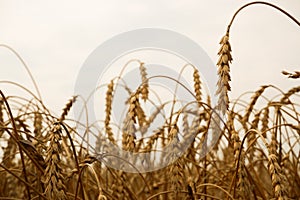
[{"x1": 0, "y1": 0, "x2": 299, "y2": 114}]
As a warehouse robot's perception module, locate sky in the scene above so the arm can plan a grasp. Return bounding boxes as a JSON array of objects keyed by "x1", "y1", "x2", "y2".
[{"x1": 0, "y1": 0, "x2": 299, "y2": 115}]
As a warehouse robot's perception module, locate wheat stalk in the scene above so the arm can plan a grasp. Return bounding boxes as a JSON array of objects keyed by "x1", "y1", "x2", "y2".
[
  {"x1": 1, "y1": 3, "x2": 300, "y2": 198},
  {"x1": 0, "y1": 99, "x2": 4, "y2": 138}
]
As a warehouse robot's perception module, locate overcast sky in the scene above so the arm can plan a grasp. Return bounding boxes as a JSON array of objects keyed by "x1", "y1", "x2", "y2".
[{"x1": 0, "y1": 0, "x2": 299, "y2": 114}]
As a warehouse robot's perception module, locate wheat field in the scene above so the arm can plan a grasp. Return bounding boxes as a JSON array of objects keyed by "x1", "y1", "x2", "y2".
[{"x1": 0, "y1": 2, "x2": 299, "y2": 200}]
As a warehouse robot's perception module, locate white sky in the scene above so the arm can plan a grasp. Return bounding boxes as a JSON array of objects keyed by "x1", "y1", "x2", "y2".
[{"x1": 0, "y1": 0, "x2": 299, "y2": 115}]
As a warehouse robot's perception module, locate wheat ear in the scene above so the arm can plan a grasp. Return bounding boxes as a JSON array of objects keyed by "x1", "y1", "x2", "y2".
[
  {"x1": 139, "y1": 62, "x2": 149, "y2": 101},
  {"x1": 216, "y1": 33, "x2": 232, "y2": 115},
  {"x1": 105, "y1": 80, "x2": 116, "y2": 144},
  {"x1": 59, "y1": 96, "x2": 77, "y2": 122},
  {"x1": 268, "y1": 153, "x2": 287, "y2": 200},
  {"x1": 243, "y1": 85, "x2": 268, "y2": 122},
  {"x1": 43, "y1": 123, "x2": 68, "y2": 200},
  {"x1": 193, "y1": 69, "x2": 202, "y2": 106}
]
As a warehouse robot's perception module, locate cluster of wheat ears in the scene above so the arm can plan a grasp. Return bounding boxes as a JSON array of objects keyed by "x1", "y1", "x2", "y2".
[{"x1": 0, "y1": 2, "x2": 299, "y2": 200}]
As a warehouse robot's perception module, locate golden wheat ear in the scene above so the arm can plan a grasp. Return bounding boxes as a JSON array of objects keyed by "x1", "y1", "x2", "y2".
[
  {"x1": 216, "y1": 33, "x2": 232, "y2": 115},
  {"x1": 139, "y1": 62, "x2": 149, "y2": 102},
  {"x1": 59, "y1": 95, "x2": 77, "y2": 122},
  {"x1": 104, "y1": 80, "x2": 116, "y2": 144},
  {"x1": 43, "y1": 123, "x2": 68, "y2": 199},
  {"x1": 193, "y1": 68, "x2": 202, "y2": 107}
]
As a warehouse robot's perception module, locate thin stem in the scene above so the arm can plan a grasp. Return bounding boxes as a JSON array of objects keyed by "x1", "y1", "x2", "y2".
[
  {"x1": 0, "y1": 44, "x2": 42, "y2": 100},
  {"x1": 0, "y1": 90, "x2": 31, "y2": 199},
  {"x1": 227, "y1": 1, "x2": 300, "y2": 33}
]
